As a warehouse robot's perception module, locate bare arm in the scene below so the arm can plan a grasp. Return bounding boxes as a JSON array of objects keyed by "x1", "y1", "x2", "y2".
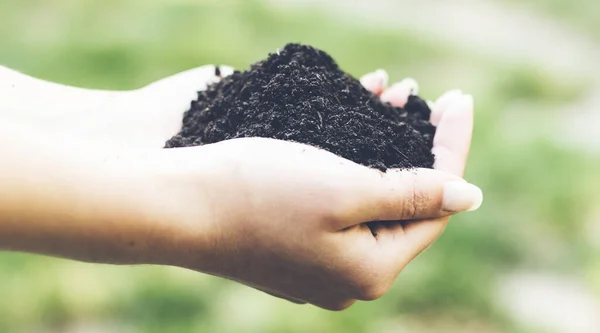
[
  {"x1": 0, "y1": 65, "x2": 481, "y2": 310},
  {"x1": 0, "y1": 63, "x2": 231, "y2": 264},
  {"x1": 0, "y1": 122, "x2": 192, "y2": 265}
]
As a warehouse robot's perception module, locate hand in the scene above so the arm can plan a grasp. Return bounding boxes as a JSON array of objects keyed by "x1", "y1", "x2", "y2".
[
  {"x1": 359, "y1": 68, "x2": 475, "y2": 283},
  {"x1": 142, "y1": 136, "x2": 480, "y2": 310},
  {"x1": 131, "y1": 75, "x2": 480, "y2": 310},
  {"x1": 1, "y1": 64, "x2": 478, "y2": 310},
  {"x1": 0, "y1": 64, "x2": 233, "y2": 154},
  {"x1": 360, "y1": 69, "x2": 473, "y2": 176}
]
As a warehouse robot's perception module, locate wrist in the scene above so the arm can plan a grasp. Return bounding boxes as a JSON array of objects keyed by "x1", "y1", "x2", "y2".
[
  {"x1": 107, "y1": 147, "x2": 225, "y2": 270},
  {"x1": 0, "y1": 127, "x2": 190, "y2": 266}
]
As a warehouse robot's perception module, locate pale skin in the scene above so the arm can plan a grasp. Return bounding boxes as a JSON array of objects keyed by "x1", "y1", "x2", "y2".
[{"x1": 0, "y1": 64, "x2": 482, "y2": 310}]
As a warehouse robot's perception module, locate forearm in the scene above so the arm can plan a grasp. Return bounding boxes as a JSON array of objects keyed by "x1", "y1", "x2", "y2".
[{"x1": 0, "y1": 122, "x2": 189, "y2": 265}]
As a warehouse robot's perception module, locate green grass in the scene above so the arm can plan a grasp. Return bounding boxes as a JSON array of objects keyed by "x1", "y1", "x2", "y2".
[{"x1": 0, "y1": 1, "x2": 598, "y2": 332}]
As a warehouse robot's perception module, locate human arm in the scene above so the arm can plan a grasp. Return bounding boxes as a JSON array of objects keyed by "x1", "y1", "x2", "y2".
[
  {"x1": 0, "y1": 100, "x2": 481, "y2": 313},
  {"x1": 0, "y1": 116, "x2": 481, "y2": 312},
  {"x1": 0, "y1": 65, "x2": 481, "y2": 311},
  {"x1": 0, "y1": 121, "x2": 189, "y2": 265}
]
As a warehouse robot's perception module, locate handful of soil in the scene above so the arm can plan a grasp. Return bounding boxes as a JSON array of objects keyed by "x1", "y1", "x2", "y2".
[{"x1": 165, "y1": 43, "x2": 436, "y2": 171}]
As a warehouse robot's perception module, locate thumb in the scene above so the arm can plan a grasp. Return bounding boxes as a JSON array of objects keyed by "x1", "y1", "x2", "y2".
[{"x1": 334, "y1": 168, "x2": 482, "y2": 229}]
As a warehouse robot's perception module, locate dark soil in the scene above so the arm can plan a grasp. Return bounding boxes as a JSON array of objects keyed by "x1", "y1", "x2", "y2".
[{"x1": 165, "y1": 43, "x2": 436, "y2": 171}]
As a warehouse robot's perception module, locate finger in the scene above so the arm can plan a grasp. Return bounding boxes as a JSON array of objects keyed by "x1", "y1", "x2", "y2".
[
  {"x1": 390, "y1": 94, "x2": 475, "y2": 262},
  {"x1": 334, "y1": 168, "x2": 482, "y2": 229},
  {"x1": 432, "y1": 94, "x2": 474, "y2": 176},
  {"x1": 359, "y1": 69, "x2": 388, "y2": 96},
  {"x1": 379, "y1": 78, "x2": 419, "y2": 108},
  {"x1": 431, "y1": 89, "x2": 462, "y2": 126}
]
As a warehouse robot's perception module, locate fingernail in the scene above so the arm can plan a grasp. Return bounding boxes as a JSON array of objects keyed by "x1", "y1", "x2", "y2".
[
  {"x1": 380, "y1": 78, "x2": 420, "y2": 106},
  {"x1": 374, "y1": 69, "x2": 389, "y2": 87},
  {"x1": 426, "y1": 100, "x2": 435, "y2": 110},
  {"x1": 446, "y1": 94, "x2": 474, "y2": 114},
  {"x1": 436, "y1": 89, "x2": 462, "y2": 102},
  {"x1": 435, "y1": 89, "x2": 462, "y2": 112},
  {"x1": 380, "y1": 85, "x2": 408, "y2": 107},
  {"x1": 360, "y1": 69, "x2": 388, "y2": 92},
  {"x1": 462, "y1": 94, "x2": 474, "y2": 109},
  {"x1": 395, "y1": 77, "x2": 419, "y2": 95},
  {"x1": 442, "y1": 181, "x2": 483, "y2": 212}
]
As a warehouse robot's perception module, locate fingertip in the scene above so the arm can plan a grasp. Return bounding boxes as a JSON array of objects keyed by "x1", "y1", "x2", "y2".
[
  {"x1": 432, "y1": 93, "x2": 474, "y2": 176},
  {"x1": 462, "y1": 94, "x2": 474, "y2": 112},
  {"x1": 426, "y1": 100, "x2": 436, "y2": 111},
  {"x1": 435, "y1": 89, "x2": 462, "y2": 105},
  {"x1": 442, "y1": 181, "x2": 483, "y2": 213},
  {"x1": 380, "y1": 85, "x2": 410, "y2": 107},
  {"x1": 380, "y1": 78, "x2": 419, "y2": 107},
  {"x1": 360, "y1": 69, "x2": 389, "y2": 95},
  {"x1": 431, "y1": 89, "x2": 462, "y2": 125},
  {"x1": 400, "y1": 77, "x2": 419, "y2": 95},
  {"x1": 375, "y1": 69, "x2": 389, "y2": 87},
  {"x1": 441, "y1": 93, "x2": 474, "y2": 128}
]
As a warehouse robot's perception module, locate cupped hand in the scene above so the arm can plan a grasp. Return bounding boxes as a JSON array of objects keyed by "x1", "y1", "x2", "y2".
[
  {"x1": 131, "y1": 68, "x2": 480, "y2": 310},
  {"x1": 3, "y1": 64, "x2": 479, "y2": 310},
  {"x1": 95, "y1": 66, "x2": 477, "y2": 309},
  {"x1": 141, "y1": 132, "x2": 481, "y2": 311}
]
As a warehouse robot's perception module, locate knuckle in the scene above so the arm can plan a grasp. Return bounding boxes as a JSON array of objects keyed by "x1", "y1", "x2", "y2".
[
  {"x1": 355, "y1": 282, "x2": 390, "y2": 301},
  {"x1": 384, "y1": 170, "x2": 418, "y2": 220},
  {"x1": 322, "y1": 299, "x2": 356, "y2": 312},
  {"x1": 405, "y1": 174, "x2": 419, "y2": 220},
  {"x1": 320, "y1": 195, "x2": 355, "y2": 227},
  {"x1": 344, "y1": 264, "x2": 392, "y2": 301},
  {"x1": 319, "y1": 200, "x2": 344, "y2": 225}
]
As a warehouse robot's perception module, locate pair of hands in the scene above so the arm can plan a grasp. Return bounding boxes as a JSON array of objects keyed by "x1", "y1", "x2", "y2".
[{"x1": 1, "y1": 64, "x2": 481, "y2": 310}]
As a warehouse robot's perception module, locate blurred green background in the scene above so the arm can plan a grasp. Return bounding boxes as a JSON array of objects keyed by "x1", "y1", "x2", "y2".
[{"x1": 1, "y1": 0, "x2": 600, "y2": 332}]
